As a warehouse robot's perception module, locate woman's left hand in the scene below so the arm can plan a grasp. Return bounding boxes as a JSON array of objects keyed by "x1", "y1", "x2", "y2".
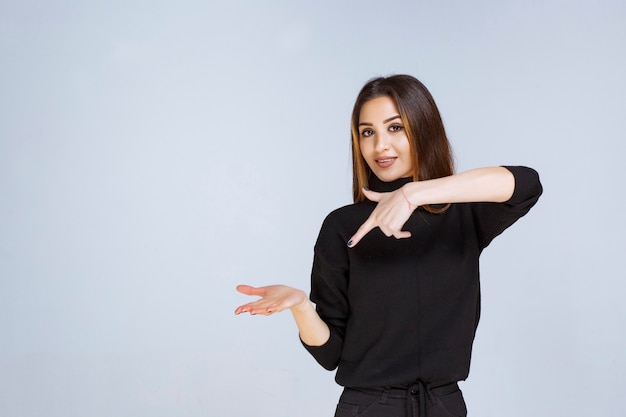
[{"x1": 347, "y1": 187, "x2": 415, "y2": 248}]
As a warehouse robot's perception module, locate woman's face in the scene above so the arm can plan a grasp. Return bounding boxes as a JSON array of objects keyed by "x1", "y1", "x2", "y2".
[{"x1": 358, "y1": 96, "x2": 413, "y2": 182}]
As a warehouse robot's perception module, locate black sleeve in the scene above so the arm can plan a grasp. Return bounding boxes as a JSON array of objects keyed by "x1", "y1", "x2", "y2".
[
  {"x1": 471, "y1": 166, "x2": 543, "y2": 249},
  {"x1": 301, "y1": 212, "x2": 350, "y2": 371}
]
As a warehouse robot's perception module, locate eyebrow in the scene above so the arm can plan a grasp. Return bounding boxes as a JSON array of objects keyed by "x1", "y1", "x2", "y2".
[{"x1": 358, "y1": 115, "x2": 401, "y2": 127}]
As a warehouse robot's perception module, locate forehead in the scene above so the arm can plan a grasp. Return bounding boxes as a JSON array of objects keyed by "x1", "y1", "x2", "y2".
[{"x1": 359, "y1": 96, "x2": 400, "y2": 122}]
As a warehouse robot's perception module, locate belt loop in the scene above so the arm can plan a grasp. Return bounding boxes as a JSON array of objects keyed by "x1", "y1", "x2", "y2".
[{"x1": 379, "y1": 387, "x2": 389, "y2": 404}]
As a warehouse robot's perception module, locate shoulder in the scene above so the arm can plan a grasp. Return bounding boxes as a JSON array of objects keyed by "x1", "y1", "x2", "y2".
[
  {"x1": 315, "y1": 202, "x2": 372, "y2": 248},
  {"x1": 322, "y1": 202, "x2": 372, "y2": 227}
]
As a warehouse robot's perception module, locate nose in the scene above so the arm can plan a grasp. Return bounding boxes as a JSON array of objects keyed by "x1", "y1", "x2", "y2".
[{"x1": 374, "y1": 131, "x2": 390, "y2": 152}]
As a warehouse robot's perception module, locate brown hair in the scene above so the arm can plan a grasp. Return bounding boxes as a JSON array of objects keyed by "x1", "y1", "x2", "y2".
[{"x1": 351, "y1": 75, "x2": 454, "y2": 213}]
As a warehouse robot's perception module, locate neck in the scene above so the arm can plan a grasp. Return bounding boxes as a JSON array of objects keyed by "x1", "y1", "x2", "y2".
[{"x1": 369, "y1": 175, "x2": 412, "y2": 193}]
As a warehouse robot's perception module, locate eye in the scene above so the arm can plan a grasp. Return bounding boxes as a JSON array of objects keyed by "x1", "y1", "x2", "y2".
[
  {"x1": 360, "y1": 129, "x2": 374, "y2": 137},
  {"x1": 389, "y1": 124, "x2": 404, "y2": 132}
]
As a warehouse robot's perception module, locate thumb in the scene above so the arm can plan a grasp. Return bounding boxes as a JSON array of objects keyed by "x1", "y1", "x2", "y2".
[
  {"x1": 362, "y1": 188, "x2": 382, "y2": 202},
  {"x1": 236, "y1": 284, "x2": 264, "y2": 296}
]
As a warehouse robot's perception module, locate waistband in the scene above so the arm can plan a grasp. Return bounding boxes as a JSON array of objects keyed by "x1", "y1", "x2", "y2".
[
  {"x1": 345, "y1": 380, "x2": 459, "y2": 417},
  {"x1": 350, "y1": 381, "x2": 458, "y2": 398}
]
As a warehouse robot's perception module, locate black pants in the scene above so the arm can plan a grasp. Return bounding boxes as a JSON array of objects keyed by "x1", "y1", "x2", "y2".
[{"x1": 334, "y1": 382, "x2": 467, "y2": 417}]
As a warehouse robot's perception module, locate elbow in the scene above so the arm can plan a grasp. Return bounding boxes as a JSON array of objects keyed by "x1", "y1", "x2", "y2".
[
  {"x1": 318, "y1": 358, "x2": 340, "y2": 371},
  {"x1": 301, "y1": 329, "x2": 343, "y2": 371},
  {"x1": 503, "y1": 166, "x2": 543, "y2": 204}
]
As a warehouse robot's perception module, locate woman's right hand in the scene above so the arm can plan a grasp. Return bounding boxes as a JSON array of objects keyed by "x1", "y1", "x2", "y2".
[{"x1": 234, "y1": 284, "x2": 308, "y2": 316}]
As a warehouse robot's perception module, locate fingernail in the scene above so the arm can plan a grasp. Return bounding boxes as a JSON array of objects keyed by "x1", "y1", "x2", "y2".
[
  {"x1": 364, "y1": 187, "x2": 370, "y2": 191},
  {"x1": 347, "y1": 240, "x2": 353, "y2": 247}
]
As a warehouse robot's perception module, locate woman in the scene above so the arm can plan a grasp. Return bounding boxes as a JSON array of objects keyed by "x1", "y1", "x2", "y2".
[{"x1": 235, "y1": 75, "x2": 542, "y2": 417}]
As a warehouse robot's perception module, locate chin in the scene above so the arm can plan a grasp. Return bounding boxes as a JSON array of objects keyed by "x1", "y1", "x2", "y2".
[{"x1": 374, "y1": 172, "x2": 402, "y2": 182}]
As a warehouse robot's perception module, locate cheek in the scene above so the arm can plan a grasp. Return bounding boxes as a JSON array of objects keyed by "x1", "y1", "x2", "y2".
[
  {"x1": 359, "y1": 143, "x2": 376, "y2": 170},
  {"x1": 398, "y1": 137, "x2": 414, "y2": 169},
  {"x1": 359, "y1": 140, "x2": 372, "y2": 159},
  {"x1": 396, "y1": 136, "x2": 412, "y2": 155}
]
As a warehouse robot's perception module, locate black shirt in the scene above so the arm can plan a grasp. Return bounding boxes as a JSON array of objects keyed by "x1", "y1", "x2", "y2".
[{"x1": 303, "y1": 166, "x2": 542, "y2": 388}]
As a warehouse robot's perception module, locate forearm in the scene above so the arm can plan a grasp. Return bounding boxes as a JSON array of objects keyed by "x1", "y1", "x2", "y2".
[
  {"x1": 291, "y1": 299, "x2": 330, "y2": 347},
  {"x1": 404, "y1": 166, "x2": 515, "y2": 206}
]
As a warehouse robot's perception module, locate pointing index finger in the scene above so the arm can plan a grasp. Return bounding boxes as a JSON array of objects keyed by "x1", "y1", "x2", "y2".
[{"x1": 347, "y1": 217, "x2": 377, "y2": 248}]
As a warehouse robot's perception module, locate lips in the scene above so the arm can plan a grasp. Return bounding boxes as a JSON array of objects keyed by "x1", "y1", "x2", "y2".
[{"x1": 375, "y1": 157, "x2": 397, "y2": 168}]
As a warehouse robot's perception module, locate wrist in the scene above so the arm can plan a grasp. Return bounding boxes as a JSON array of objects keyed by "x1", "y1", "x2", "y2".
[
  {"x1": 400, "y1": 185, "x2": 415, "y2": 211},
  {"x1": 290, "y1": 292, "x2": 313, "y2": 314},
  {"x1": 402, "y1": 182, "x2": 423, "y2": 210}
]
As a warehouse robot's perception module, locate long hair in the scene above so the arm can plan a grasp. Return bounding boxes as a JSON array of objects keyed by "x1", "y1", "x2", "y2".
[{"x1": 351, "y1": 75, "x2": 454, "y2": 213}]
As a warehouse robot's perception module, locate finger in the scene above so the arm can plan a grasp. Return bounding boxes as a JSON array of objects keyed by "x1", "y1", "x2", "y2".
[
  {"x1": 234, "y1": 300, "x2": 273, "y2": 315},
  {"x1": 249, "y1": 303, "x2": 281, "y2": 316},
  {"x1": 264, "y1": 307, "x2": 278, "y2": 315},
  {"x1": 347, "y1": 217, "x2": 377, "y2": 248},
  {"x1": 362, "y1": 188, "x2": 382, "y2": 202},
  {"x1": 234, "y1": 303, "x2": 251, "y2": 315},
  {"x1": 234, "y1": 299, "x2": 263, "y2": 314}
]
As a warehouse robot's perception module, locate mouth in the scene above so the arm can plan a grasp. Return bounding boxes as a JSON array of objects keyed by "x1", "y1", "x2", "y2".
[{"x1": 375, "y1": 157, "x2": 397, "y2": 168}]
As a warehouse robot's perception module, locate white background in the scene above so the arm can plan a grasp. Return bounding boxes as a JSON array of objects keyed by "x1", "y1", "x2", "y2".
[{"x1": 1, "y1": 1, "x2": 624, "y2": 416}]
